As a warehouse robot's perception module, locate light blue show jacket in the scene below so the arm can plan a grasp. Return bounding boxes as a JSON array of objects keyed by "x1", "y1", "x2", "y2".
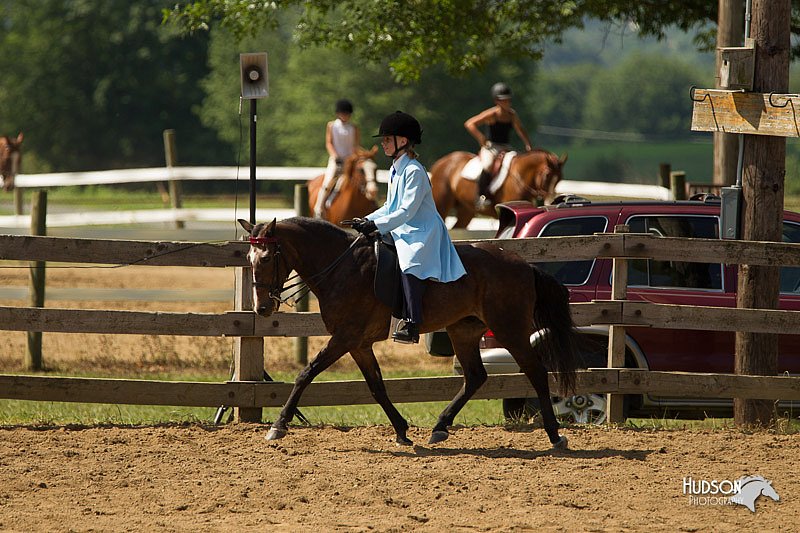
[{"x1": 366, "y1": 154, "x2": 467, "y2": 282}]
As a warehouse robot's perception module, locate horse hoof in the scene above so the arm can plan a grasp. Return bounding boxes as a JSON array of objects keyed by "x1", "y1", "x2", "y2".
[
  {"x1": 552, "y1": 435, "x2": 568, "y2": 450},
  {"x1": 396, "y1": 435, "x2": 413, "y2": 446},
  {"x1": 265, "y1": 427, "x2": 287, "y2": 441},
  {"x1": 428, "y1": 430, "x2": 449, "y2": 445}
]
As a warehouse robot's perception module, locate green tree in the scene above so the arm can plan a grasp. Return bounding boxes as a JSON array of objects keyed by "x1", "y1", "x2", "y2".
[
  {"x1": 199, "y1": 19, "x2": 539, "y2": 171},
  {"x1": 0, "y1": 0, "x2": 227, "y2": 171},
  {"x1": 581, "y1": 53, "x2": 710, "y2": 137},
  {"x1": 166, "y1": 0, "x2": 722, "y2": 82}
]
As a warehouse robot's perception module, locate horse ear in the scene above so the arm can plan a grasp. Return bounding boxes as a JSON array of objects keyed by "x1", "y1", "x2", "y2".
[
  {"x1": 238, "y1": 218, "x2": 254, "y2": 234},
  {"x1": 16, "y1": 132, "x2": 23, "y2": 143},
  {"x1": 368, "y1": 145, "x2": 378, "y2": 157},
  {"x1": 266, "y1": 218, "x2": 277, "y2": 235},
  {"x1": 559, "y1": 153, "x2": 568, "y2": 166}
]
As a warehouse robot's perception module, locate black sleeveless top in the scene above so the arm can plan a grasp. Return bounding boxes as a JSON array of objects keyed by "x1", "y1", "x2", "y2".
[{"x1": 487, "y1": 120, "x2": 513, "y2": 144}]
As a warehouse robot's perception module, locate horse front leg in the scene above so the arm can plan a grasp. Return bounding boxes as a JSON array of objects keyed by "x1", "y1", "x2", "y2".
[
  {"x1": 429, "y1": 323, "x2": 487, "y2": 444},
  {"x1": 266, "y1": 339, "x2": 348, "y2": 441},
  {"x1": 350, "y1": 346, "x2": 412, "y2": 445}
]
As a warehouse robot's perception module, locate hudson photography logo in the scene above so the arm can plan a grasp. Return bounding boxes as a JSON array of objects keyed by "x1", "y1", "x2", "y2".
[{"x1": 682, "y1": 475, "x2": 780, "y2": 512}]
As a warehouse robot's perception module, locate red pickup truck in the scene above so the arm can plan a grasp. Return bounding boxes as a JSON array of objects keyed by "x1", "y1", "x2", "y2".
[{"x1": 440, "y1": 195, "x2": 800, "y2": 422}]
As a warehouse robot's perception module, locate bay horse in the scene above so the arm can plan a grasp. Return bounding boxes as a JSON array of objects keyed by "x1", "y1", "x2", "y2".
[
  {"x1": 307, "y1": 146, "x2": 379, "y2": 225},
  {"x1": 238, "y1": 216, "x2": 580, "y2": 449},
  {"x1": 430, "y1": 149, "x2": 567, "y2": 228},
  {"x1": 0, "y1": 132, "x2": 24, "y2": 192}
]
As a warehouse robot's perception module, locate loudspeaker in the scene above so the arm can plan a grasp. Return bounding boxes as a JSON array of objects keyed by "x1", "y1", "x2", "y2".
[{"x1": 240, "y1": 52, "x2": 269, "y2": 100}]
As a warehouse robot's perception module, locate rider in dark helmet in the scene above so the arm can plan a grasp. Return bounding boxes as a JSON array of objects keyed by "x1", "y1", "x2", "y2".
[
  {"x1": 314, "y1": 98, "x2": 362, "y2": 218},
  {"x1": 464, "y1": 82, "x2": 533, "y2": 210},
  {"x1": 350, "y1": 111, "x2": 466, "y2": 344}
]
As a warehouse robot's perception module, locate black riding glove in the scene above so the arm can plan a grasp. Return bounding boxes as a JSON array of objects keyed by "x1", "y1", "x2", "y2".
[{"x1": 351, "y1": 218, "x2": 378, "y2": 236}]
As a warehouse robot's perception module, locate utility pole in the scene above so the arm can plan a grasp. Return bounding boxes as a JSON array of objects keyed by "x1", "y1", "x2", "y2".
[{"x1": 735, "y1": 0, "x2": 790, "y2": 426}]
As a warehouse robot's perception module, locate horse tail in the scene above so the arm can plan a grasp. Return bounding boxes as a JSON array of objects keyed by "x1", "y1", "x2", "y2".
[{"x1": 530, "y1": 265, "x2": 579, "y2": 394}]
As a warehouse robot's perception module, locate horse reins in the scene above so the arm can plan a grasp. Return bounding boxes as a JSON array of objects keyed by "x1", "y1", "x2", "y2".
[{"x1": 249, "y1": 233, "x2": 365, "y2": 308}]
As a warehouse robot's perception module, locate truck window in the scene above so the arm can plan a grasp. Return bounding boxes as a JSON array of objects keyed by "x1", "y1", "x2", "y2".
[
  {"x1": 626, "y1": 215, "x2": 722, "y2": 290},
  {"x1": 536, "y1": 216, "x2": 608, "y2": 285}
]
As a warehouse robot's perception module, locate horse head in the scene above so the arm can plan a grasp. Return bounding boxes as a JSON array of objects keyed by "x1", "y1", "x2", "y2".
[
  {"x1": 349, "y1": 145, "x2": 379, "y2": 200},
  {"x1": 511, "y1": 149, "x2": 566, "y2": 204},
  {"x1": 540, "y1": 152, "x2": 568, "y2": 201},
  {"x1": 0, "y1": 132, "x2": 24, "y2": 192},
  {"x1": 239, "y1": 218, "x2": 291, "y2": 317}
]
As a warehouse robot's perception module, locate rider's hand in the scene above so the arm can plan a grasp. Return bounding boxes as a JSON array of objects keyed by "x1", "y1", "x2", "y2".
[{"x1": 351, "y1": 218, "x2": 378, "y2": 236}]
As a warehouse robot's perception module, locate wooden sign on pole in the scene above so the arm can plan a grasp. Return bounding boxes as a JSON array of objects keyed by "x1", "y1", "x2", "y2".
[{"x1": 691, "y1": 88, "x2": 800, "y2": 137}]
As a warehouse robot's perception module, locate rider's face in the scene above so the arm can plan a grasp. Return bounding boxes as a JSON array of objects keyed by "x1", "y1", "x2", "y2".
[{"x1": 381, "y1": 135, "x2": 408, "y2": 156}]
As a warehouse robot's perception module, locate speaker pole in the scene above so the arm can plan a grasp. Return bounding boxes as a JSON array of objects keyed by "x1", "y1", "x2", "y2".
[{"x1": 249, "y1": 98, "x2": 257, "y2": 225}]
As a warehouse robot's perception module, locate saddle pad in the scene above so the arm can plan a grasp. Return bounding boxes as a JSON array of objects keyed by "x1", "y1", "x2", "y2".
[
  {"x1": 488, "y1": 151, "x2": 517, "y2": 195},
  {"x1": 460, "y1": 156, "x2": 483, "y2": 181}
]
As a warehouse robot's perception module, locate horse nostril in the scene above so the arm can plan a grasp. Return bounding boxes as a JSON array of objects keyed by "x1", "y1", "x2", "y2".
[{"x1": 256, "y1": 304, "x2": 270, "y2": 316}]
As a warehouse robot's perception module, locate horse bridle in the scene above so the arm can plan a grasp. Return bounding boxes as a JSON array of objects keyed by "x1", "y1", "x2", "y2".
[
  {"x1": 510, "y1": 160, "x2": 553, "y2": 200},
  {"x1": 248, "y1": 233, "x2": 365, "y2": 309}
]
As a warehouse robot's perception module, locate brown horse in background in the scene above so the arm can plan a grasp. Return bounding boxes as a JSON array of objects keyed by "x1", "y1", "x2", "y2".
[
  {"x1": 0, "y1": 132, "x2": 24, "y2": 192},
  {"x1": 238, "y1": 216, "x2": 580, "y2": 449},
  {"x1": 430, "y1": 149, "x2": 567, "y2": 228},
  {"x1": 308, "y1": 146, "x2": 379, "y2": 225}
]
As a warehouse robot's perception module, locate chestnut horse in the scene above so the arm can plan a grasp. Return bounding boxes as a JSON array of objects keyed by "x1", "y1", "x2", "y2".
[
  {"x1": 0, "y1": 132, "x2": 24, "y2": 192},
  {"x1": 307, "y1": 146, "x2": 379, "y2": 225},
  {"x1": 430, "y1": 149, "x2": 567, "y2": 228},
  {"x1": 238, "y1": 216, "x2": 580, "y2": 449}
]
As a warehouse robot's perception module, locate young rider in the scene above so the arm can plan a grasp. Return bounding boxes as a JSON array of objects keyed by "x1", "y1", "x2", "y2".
[
  {"x1": 314, "y1": 99, "x2": 361, "y2": 218},
  {"x1": 350, "y1": 111, "x2": 466, "y2": 344},
  {"x1": 464, "y1": 82, "x2": 533, "y2": 209}
]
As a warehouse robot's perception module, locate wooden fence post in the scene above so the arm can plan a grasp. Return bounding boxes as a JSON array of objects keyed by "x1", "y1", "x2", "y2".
[
  {"x1": 27, "y1": 190, "x2": 47, "y2": 371},
  {"x1": 658, "y1": 163, "x2": 671, "y2": 190},
  {"x1": 13, "y1": 188, "x2": 23, "y2": 215},
  {"x1": 163, "y1": 129, "x2": 184, "y2": 229},
  {"x1": 293, "y1": 184, "x2": 309, "y2": 365},
  {"x1": 606, "y1": 224, "x2": 629, "y2": 424},
  {"x1": 670, "y1": 171, "x2": 687, "y2": 200},
  {"x1": 234, "y1": 262, "x2": 263, "y2": 422}
]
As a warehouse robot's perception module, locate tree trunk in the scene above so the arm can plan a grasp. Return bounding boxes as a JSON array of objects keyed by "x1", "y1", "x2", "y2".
[
  {"x1": 713, "y1": 0, "x2": 744, "y2": 186},
  {"x1": 734, "y1": 0, "x2": 790, "y2": 426}
]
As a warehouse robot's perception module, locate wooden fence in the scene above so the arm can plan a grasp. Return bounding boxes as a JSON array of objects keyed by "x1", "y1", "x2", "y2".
[{"x1": 2, "y1": 232, "x2": 800, "y2": 422}]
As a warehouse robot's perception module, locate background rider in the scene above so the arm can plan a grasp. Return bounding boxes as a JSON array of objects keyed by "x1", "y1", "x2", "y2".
[
  {"x1": 464, "y1": 82, "x2": 533, "y2": 209},
  {"x1": 314, "y1": 99, "x2": 362, "y2": 218}
]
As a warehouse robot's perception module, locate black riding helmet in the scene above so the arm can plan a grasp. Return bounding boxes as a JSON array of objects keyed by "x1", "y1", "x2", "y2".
[
  {"x1": 491, "y1": 82, "x2": 512, "y2": 100},
  {"x1": 335, "y1": 99, "x2": 354, "y2": 114},
  {"x1": 373, "y1": 111, "x2": 423, "y2": 145}
]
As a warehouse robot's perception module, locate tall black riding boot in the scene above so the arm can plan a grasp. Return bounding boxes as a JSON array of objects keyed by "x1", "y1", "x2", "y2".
[
  {"x1": 393, "y1": 272, "x2": 425, "y2": 344},
  {"x1": 476, "y1": 170, "x2": 493, "y2": 210}
]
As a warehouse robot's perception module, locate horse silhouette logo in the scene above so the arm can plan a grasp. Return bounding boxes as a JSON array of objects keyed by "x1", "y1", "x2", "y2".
[{"x1": 729, "y1": 475, "x2": 780, "y2": 512}]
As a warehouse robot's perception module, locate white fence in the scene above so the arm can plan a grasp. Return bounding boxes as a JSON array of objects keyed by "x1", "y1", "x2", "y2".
[
  {"x1": 3, "y1": 166, "x2": 671, "y2": 230},
  {"x1": 13, "y1": 166, "x2": 671, "y2": 200}
]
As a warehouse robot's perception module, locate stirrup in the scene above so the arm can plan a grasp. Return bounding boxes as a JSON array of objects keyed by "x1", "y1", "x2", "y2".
[
  {"x1": 475, "y1": 195, "x2": 492, "y2": 211},
  {"x1": 392, "y1": 320, "x2": 419, "y2": 344}
]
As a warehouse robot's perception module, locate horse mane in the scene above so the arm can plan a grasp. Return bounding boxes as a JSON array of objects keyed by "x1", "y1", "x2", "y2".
[{"x1": 280, "y1": 216, "x2": 354, "y2": 243}]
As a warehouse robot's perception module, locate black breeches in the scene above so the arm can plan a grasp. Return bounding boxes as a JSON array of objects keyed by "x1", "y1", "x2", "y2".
[{"x1": 400, "y1": 272, "x2": 426, "y2": 325}]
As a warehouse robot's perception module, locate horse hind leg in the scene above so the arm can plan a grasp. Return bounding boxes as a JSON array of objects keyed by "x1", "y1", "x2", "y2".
[
  {"x1": 491, "y1": 330, "x2": 567, "y2": 450},
  {"x1": 429, "y1": 319, "x2": 487, "y2": 444},
  {"x1": 350, "y1": 346, "x2": 412, "y2": 445}
]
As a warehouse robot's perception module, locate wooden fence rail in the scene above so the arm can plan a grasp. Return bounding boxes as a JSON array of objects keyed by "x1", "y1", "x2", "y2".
[
  {"x1": 4, "y1": 232, "x2": 800, "y2": 267},
  {"x1": 2, "y1": 301, "x2": 800, "y2": 337},
  {"x1": 4, "y1": 370, "x2": 800, "y2": 407}
]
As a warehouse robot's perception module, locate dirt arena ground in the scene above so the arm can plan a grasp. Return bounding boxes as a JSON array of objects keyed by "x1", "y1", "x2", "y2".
[
  {"x1": 1, "y1": 424, "x2": 798, "y2": 532},
  {"x1": 1, "y1": 266, "x2": 799, "y2": 531}
]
